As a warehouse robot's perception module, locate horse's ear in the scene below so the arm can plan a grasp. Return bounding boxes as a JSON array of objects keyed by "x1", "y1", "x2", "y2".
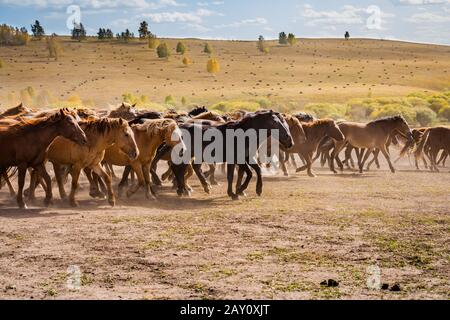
[
  {"x1": 18, "y1": 102, "x2": 23, "y2": 107},
  {"x1": 119, "y1": 118, "x2": 123, "y2": 125},
  {"x1": 132, "y1": 103, "x2": 137, "y2": 108},
  {"x1": 121, "y1": 102, "x2": 125, "y2": 107},
  {"x1": 60, "y1": 109, "x2": 65, "y2": 116}
]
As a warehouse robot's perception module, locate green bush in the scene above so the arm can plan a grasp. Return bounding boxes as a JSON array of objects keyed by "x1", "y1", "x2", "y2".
[
  {"x1": 157, "y1": 42, "x2": 170, "y2": 58},
  {"x1": 165, "y1": 95, "x2": 176, "y2": 106},
  {"x1": 304, "y1": 103, "x2": 347, "y2": 119},
  {"x1": 203, "y1": 43, "x2": 213, "y2": 54},
  {"x1": 346, "y1": 98, "x2": 376, "y2": 121},
  {"x1": 210, "y1": 100, "x2": 260, "y2": 112},
  {"x1": 438, "y1": 105, "x2": 450, "y2": 121},
  {"x1": 370, "y1": 103, "x2": 416, "y2": 124},
  {"x1": 176, "y1": 41, "x2": 186, "y2": 54},
  {"x1": 427, "y1": 97, "x2": 448, "y2": 113},
  {"x1": 415, "y1": 107, "x2": 436, "y2": 126}
]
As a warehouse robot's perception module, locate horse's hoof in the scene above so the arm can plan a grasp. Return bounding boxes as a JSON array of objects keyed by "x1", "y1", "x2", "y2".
[
  {"x1": 44, "y1": 198, "x2": 53, "y2": 207},
  {"x1": 108, "y1": 198, "x2": 116, "y2": 207},
  {"x1": 231, "y1": 194, "x2": 239, "y2": 201},
  {"x1": 70, "y1": 200, "x2": 79, "y2": 207},
  {"x1": 237, "y1": 191, "x2": 247, "y2": 197},
  {"x1": 283, "y1": 172, "x2": 289, "y2": 177},
  {"x1": 210, "y1": 180, "x2": 219, "y2": 186},
  {"x1": 308, "y1": 173, "x2": 317, "y2": 178},
  {"x1": 146, "y1": 193, "x2": 156, "y2": 200},
  {"x1": 18, "y1": 203, "x2": 27, "y2": 209},
  {"x1": 203, "y1": 184, "x2": 212, "y2": 194}
]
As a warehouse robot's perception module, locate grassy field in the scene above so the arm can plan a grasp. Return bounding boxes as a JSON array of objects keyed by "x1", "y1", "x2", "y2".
[
  {"x1": 1, "y1": 37, "x2": 450, "y2": 109},
  {"x1": 0, "y1": 160, "x2": 448, "y2": 299}
]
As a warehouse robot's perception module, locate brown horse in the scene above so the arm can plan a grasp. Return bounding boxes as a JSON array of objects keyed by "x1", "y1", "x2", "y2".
[
  {"x1": 0, "y1": 109, "x2": 87, "y2": 208},
  {"x1": 189, "y1": 111, "x2": 226, "y2": 123},
  {"x1": 292, "y1": 119, "x2": 345, "y2": 177},
  {"x1": 46, "y1": 118, "x2": 138, "y2": 207},
  {"x1": 415, "y1": 126, "x2": 450, "y2": 172},
  {"x1": 103, "y1": 119, "x2": 185, "y2": 199},
  {"x1": 331, "y1": 116, "x2": 413, "y2": 173},
  {"x1": 0, "y1": 103, "x2": 32, "y2": 119},
  {"x1": 108, "y1": 102, "x2": 137, "y2": 120}
]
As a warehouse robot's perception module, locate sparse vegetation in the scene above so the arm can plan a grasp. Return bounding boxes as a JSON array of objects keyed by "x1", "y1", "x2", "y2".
[
  {"x1": 138, "y1": 21, "x2": 150, "y2": 39},
  {"x1": 71, "y1": 23, "x2": 86, "y2": 41},
  {"x1": 0, "y1": 24, "x2": 29, "y2": 46},
  {"x1": 148, "y1": 34, "x2": 159, "y2": 49},
  {"x1": 288, "y1": 33, "x2": 297, "y2": 46},
  {"x1": 257, "y1": 35, "x2": 268, "y2": 54},
  {"x1": 31, "y1": 20, "x2": 45, "y2": 40},
  {"x1": 279, "y1": 32, "x2": 288, "y2": 45},
  {"x1": 182, "y1": 56, "x2": 191, "y2": 66},
  {"x1": 176, "y1": 41, "x2": 187, "y2": 54},
  {"x1": 203, "y1": 42, "x2": 213, "y2": 54},
  {"x1": 157, "y1": 42, "x2": 170, "y2": 59},
  {"x1": 207, "y1": 58, "x2": 220, "y2": 75},
  {"x1": 116, "y1": 29, "x2": 134, "y2": 42},
  {"x1": 46, "y1": 35, "x2": 63, "y2": 61}
]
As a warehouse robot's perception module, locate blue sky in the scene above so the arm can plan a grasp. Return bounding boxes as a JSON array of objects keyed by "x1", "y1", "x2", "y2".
[{"x1": 0, "y1": 0, "x2": 449, "y2": 44}]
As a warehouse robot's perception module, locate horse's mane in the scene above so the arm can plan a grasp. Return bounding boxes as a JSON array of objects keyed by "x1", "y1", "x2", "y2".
[
  {"x1": 7, "y1": 110, "x2": 68, "y2": 134},
  {"x1": 302, "y1": 118, "x2": 335, "y2": 128},
  {"x1": 134, "y1": 118, "x2": 177, "y2": 136},
  {"x1": 367, "y1": 115, "x2": 405, "y2": 126},
  {"x1": 188, "y1": 106, "x2": 208, "y2": 117},
  {"x1": 80, "y1": 117, "x2": 127, "y2": 135},
  {"x1": 0, "y1": 103, "x2": 31, "y2": 118},
  {"x1": 192, "y1": 111, "x2": 224, "y2": 122},
  {"x1": 293, "y1": 112, "x2": 315, "y2": 123}
]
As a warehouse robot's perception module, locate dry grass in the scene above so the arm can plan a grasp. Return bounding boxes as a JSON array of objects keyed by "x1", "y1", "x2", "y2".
[{"x1": 0, "y1": 38, "x2": 449, "y2": 108}]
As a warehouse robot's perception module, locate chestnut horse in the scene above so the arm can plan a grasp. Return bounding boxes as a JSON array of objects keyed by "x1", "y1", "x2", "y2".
[
  {"x1": 331, "y1": 116, "x2": 413, "y2": 173},
  {"x1": 415, "y1": 126, "x2": 450, "y2": 172},
  {"x1": 46, "y1": 118, "x2": 138, "y2": 207},
  {"x1": 0, "y1": 109, "x2": 87, "y2": 208}
]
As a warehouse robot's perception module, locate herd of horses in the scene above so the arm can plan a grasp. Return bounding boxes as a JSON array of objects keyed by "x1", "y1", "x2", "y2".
[{"x1": 0, "y1": 102, "x2": 448, "y2": 209}]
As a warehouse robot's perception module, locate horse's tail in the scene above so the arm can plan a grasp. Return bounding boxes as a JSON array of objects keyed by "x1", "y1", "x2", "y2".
[
  {"x1": 0, "y1": 166, "x2": 18, "y2": 182},
  {"x1": 414, "y1": 129, "x2": 430, "y2": 161},
  {"x1": 399, "y1": 138, "x2": 415, "y2": 158}
]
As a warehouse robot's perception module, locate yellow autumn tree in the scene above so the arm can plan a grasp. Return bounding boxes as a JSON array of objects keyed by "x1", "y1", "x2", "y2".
[
  {"x1": 182, "y1": 56, "x2": 191, "y2": 66},
  {"x1": 207, "y1": 58, "x2": 220, "y2": 75}
]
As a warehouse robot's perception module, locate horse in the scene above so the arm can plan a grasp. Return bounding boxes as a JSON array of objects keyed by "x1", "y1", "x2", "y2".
[
  {"x1": 108, "y1": 102, "x2": 137, "y2": 120},
  {"x1": 0, "y1": 103, "x2": 32, "y2": 119},
  {"x1": 330, "y1": 116, "x2": 413, "y2": 174},
  {"x1": 187, "y1": 106, "x2": 208, "y2": 117},
  {"x1": 415, "y1": 126, "x2": 450, "y2": 172},
  {"x1": 189, "y1": 111, "x2": 226, "y2": 123},
  {"x1": 0, "y1": 109, "x2": 87, "y2": 208},
  {"x1": 103, "y1": 119, "x2": 185, "y2": 199},
  {"x1": 45, "y1": 118, "x2": 138, "y2": 207},
  {"x1": 289, "y1": 119, "x2": 345, "y2": 177},
  {"x1": 168, "y1": 110, "x2": 293, "y2": 200}
]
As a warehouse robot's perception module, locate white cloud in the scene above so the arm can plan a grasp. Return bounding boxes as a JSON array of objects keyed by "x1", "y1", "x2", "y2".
[
  {"x1": 197, "y1": 1, "x2": 223, "y2": 6},
  {"x1": 0, "y1": 0, "x2": 185, "y2": 9},
  {"x1": 406, "y1": 11, "x2": 450, "y2": 22},
  {"x1": 396, "y1": 0, "x2": 450, "y2": 5},
  {"x1": 215, "y1": 17, "x2": 268, "y2": 28},
  {"x1": 139, "y1": 8, "x2": 218, "y2": 24}
]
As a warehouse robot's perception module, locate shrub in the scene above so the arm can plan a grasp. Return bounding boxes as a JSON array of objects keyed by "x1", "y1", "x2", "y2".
[
  {"x1": 304, "y1": 103, "x2": 347, "y2": 119},
  {"x1": 406, "y1": 96, "x2": 428, "y2": 108},
  {"x1": 0, "y1": 24, "x2": 29, "y2": 46},
  {"x1": 176, "y1": 41, "x2": 186, "y2": 54},
  {"x1": 207, "y1": 58, "x2": 220, "y2": 75},
  {"x1": 263, "y1": 47, "x2": 270, "y2": 55},
  {"x1": 46, "y1": 36, "x2": 63, "y2": 60},
  {"x1": 210, "y1": 100, "x2": 260, "y2": 112},
  {"x1": 148, "y1": 36, "x2": 159, "y2": 49},
  {"x1": 181, "y1": 96, "x2": 187, "y2": 106},
  {"x1": 203, "y1": 43, "x2": 213, "y2": 54},
  {"x1": 71, "y1": 23, "x2": 86, "y2": 41},
  {"x1": 257, "y1": 35, "x2": 267, "y2": 53},
  {"x1": 165, "y1": 95, "x2": 176, "y2": 106},
  {"x1": 427, "y1": 97, "x2": 448, "y2": 113},
  {"x1": 182, "y1": 56, "x2": 191, "y2": 66},
  {"x1": 287, "y1": 33, "x2": 297, "y2": 46},
  {"x1": 438, "y1": 105, "x2": 450, "y2": 121},
  {"x1": 346, "y1": 98, "x2": 376, "y2": 121},
  {"x1": 415, "y1": 107, "x2": 436, "y2": 126},
  {"x1": 157, "y1": 42, "x2": 170, "y2": 58},
  {"x1": 370, "y1": 104, "x2": 416, "y2": 124}
]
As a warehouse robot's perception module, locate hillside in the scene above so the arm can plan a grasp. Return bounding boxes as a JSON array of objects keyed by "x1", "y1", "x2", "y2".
[{"x1": 1, "y1": 37, "x2": 450, "y2": 110}]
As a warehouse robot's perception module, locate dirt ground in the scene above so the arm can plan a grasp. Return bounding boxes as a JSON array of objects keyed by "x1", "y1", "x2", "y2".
[
  {"x1": 0, "y1": 156, "x2": 448, "y2": 300},
  {"x1": 1, "y1": 38, "x2": 450, "y2": 107}
]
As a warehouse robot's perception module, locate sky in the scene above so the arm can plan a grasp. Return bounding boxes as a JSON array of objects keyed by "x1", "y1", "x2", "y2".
[{"x1": 0, "y1": 0, "x2": 449, "y2": 45}]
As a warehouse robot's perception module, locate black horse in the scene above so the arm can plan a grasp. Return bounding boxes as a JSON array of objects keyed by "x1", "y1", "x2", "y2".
[
  {"x1": 187, "y1": 106, "x2": 208, "y2": 118},
  {"x1": 162, "y1": 110, "x2": 293, "y2": 200}
]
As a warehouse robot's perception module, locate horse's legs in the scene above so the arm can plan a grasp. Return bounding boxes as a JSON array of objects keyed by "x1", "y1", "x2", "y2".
[
  {"x1": 192, "y1": 163, "x2": 211, "y2": 194},
  {"x1": 92, "y1": 164, "x2": 115, "y2": 206},
  {"x1": 16, "y1": 164, "x2": 28, "y2": 209},
  {"x1": 330, "y1": 142, "x2": 345, "y2": 173},
  {"x1": 429, "y1": 147, "x2": 439, "y2": 172},
  {"x1": 226, "y1": 163, "x2": 238, "y2": 200},
  {"x1": 2, "y1": 172, "x2": 16, "y2": 197},
  {"x1": 53, "y1": 163, "x2": 68, "y2": 199},
  {"x1": 27, "y1": 169, "x2": 38, "y2": 201},
  {"x1": 236, "y1": 164, "x2": 253, "y2": 195},
  {"x1": 171, "y1": 163, "x2": 189, "y2": 196},
  {"x1": 34, "y1": 164, "x2": 52, "y2": 206},
  {"x1": 118, "y1": 165, "x2": 132, "y2": 198},
  {"x1": 279, "y1": 152, "x2": 289, "y2": 176},
  {"x1": 249, "y1": 163, "x2": 263, "y2": 196},
  {"x1": 379, "y1": 146, "x2": 395, "y2": 173},
  {"x1": 142, "y1": 163, "x2": 156, "y2": 200},
  {"x1": 367, "y1": 149, "x2": 380, "y2": 171},
  {"x1": 126, "y1": 162, "x2": 145, "y2": 198},
  {"x1": 305, "y1": 153, "x2": 316, "y2": 177},
  {"x1": 290, "y1": 154, "x2": 298, "y2": 170},
  {"x1": 208, "y1": 164, "x2": 218, "y2": 185},
  {"x1": 68, "y1": 166, "x2": 82, "y2": 207},
  {"x1": 359, "y1": 148, "x2": 374, "y2": 173}
]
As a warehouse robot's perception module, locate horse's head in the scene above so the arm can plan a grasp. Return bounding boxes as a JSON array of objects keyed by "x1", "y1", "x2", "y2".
[
  {"x1": 324, "y1": 119, "x2": 345, "y2": 141},
  {"x1": 394, "y1": 115, "x2": 413, "y2": 142},
  {"x1": 56, "y1": 109, "x2": 87, "y2": 145},
  {"x1": 114, "y1": 118, "x2": 139, "y2": 160},
  {"x1": 163, "y1": 119, "x2": 186, "y2": 151},
  {"x1": 283, "y1": 114, "x2": 306, "y2": 145},
  {"x1": 254, "y1": 110, "x2": 293, "y2": 149},
  {"x1": 188, "y1": 105, "x2": 208, "y2": 117}
]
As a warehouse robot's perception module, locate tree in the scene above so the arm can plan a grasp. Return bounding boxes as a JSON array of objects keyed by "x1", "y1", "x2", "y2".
[
  {"x1": 207, "y1": 58, "x2": 220, "y2": 75},
  {"x1": 105, "y1": 29, "x2": 114, "y2": 39},
  {"x1": 345, "y1": 31, "x2": 350, "y2": 40},
  {"x1": 71, "y1": 23, "x2": 86, "y2": 41},
  {"x1": 257, "y1": 35, "x2": 267, "y2": 53},
  {"x1": 97, "y1": 28, "x2": 105, "y2": 40},
  {"x1": 148, "y1": 34, "x2": 159, "y2": 49},
  {"x1": 176, "y1": 41, "x2": 187, "y2": 54},
  {"x1": 117, "y1": 29, "x2": 134, "y2": 42},
  {"x1": 279, "y1": 32, "x2": 288, "y2": 45},
  {"x1": 203, "y1": 42, "x2": 213, "y2": 54},
  {"x1": 138, "y1": 21, "x2": 149, "y2": 39},
  {"x1": 46, "y1": 35, "x2": 63, "y2": 60},
  {"x1": 31, "y1": 20, "x2": 45, "y2": 39},
  {"x1": 157, "y1": 42, "x2": 170, "y2": 58},
  {"x1": 0, "y1": 24, "x2": 29, "y2": 45},
  {"x1": 287, "y1": 33, "x2": 297, "y2": 46}
]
